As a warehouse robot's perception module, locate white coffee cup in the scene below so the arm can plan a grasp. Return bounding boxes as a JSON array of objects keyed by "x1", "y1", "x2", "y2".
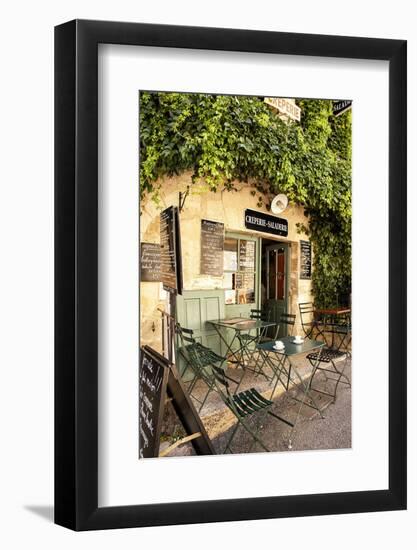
[
  {"x1": 294, "y1": 335, "x2": 303, "y2": 343},
  {"x1": 274, "y1": 340, "x2": 284, "y2": 349}
]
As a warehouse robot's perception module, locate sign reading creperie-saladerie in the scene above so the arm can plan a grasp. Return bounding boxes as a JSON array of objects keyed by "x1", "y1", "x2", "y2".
[
  {"x1": 264, "y1": 97, "x2": 301, "y2": 122},
  {"x1": 245, "y1": 209, "x2": 288, "y2": 237}
]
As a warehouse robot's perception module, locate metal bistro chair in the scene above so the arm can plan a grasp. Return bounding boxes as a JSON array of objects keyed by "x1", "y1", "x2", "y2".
[
  {"x1": 254, "y1": 312, "x2": 297, "y2": 382},
  {"x1": 175, "y1": 324, "x2": 240, "y2": 413},
  {"x1": 298, "y1": 305, "x2": 350, "y2": 404},
  {"x1": 329, "y1": 313, "x2": 352, "y2": 356},
  {"x1": 280, "y1": 312, "x2": 296, "y2": 336},
  {"x1": 208, "y1": 365, "x2": 293, "y2": 453},
  {"x1": 298, "y1": 302, "x2": 324, "y2": 340},
  {"x1": 236, "y1": 309, "x2": 270, "y2": 343},
  {"x1": 251, "y1": 312, "x2": 295, "y2": 381},
  {"x1": 314, "y1": 307, "x2": 351, "y2": 351},
  {"x1": 256, "y1": 313, "x2": 296, "y2": 394},
  {"x1": 235, "y1": 309, "x2": 274, "y2": 369},
  {"x1": 305, "y1": 346, "x2": 351, "y2": 405}
]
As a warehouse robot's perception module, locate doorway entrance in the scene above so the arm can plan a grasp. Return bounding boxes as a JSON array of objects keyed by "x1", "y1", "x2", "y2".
[{"x1": 261, "y1": 239, "x2": 289, "y2": 337}]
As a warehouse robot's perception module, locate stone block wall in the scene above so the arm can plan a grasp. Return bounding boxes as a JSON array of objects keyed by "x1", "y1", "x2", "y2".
[{"x1": 140, "y1": 172, "x2": 314, "y2": 347}]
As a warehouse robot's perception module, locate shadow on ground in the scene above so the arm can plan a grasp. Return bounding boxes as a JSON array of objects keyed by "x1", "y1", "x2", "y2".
[
  {"x1": 24, "y1": 505, "x2": 54, "y2": 523},
  {"x1": 162, "y1": 356, "x2": 352, "y2": 456}
]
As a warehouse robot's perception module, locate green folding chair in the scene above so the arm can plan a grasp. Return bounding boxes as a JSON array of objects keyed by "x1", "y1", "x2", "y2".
[
  {"x1": 328, "y1": 314, "x2": 352, "y2": 355},
  {"x1": 306, "y1": 348, "x2": 351, "y2": 403},
  {"x1": 236, "y1": 309, "x2": 271, "y2": 345},
  {"x1": 298, "y1": 302, "x2": 324, "y2": 340},
  {"x1": 235, "y1": 309, "x2": 276, "y2": 372},
  {"x1": 280, "y1": 312, "x2": 296, "y2": 336},
  {"x1": 208, "y1": 365, "x2": 293, "y2": 453},
  {"x1": 176, "y1": 324, "x2": 240, "y2": 413}
]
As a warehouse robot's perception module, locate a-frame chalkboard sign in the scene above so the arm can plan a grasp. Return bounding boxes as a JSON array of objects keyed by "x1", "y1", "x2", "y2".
[
  {"x1": 139, "y1": 346, "x2": 214, "y2": 458},
  {"x1": 139, "y1": 346, "x2": 169, "y2": 458}
]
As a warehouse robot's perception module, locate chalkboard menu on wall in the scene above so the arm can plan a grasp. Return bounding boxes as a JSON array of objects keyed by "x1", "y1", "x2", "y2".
[
  {"x1": 140, "y1": 242, "x2": 161, "y2": 282},
  {"x1": 239, "y1": 240, "x2": 256, "y2": 272},
  {"x1": 200, "y1": 219, "x2": 224, "y2": 276},
  {"x1": 139, "y1": 347, "x2": 169, "y2": 458},
  {"x1": 160, "y1": 206, "x2": 183, "y2": 294},
  {"x1": 300, "y1": 240, "x2": 312, "y2": 279}
]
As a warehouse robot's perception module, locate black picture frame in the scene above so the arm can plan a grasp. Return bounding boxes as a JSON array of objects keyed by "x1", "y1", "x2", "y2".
[{"x1": 55, "y1": 19, "x2": 407, "y2": 531}]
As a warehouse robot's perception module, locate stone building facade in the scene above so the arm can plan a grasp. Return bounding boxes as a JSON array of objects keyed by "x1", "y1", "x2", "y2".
[{"x1": 140, "y1": 171, "x2": 314, "y2": 353}]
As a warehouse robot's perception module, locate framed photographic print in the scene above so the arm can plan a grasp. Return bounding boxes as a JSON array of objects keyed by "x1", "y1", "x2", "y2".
[{"x1": 55, "y1": 20, "x2": 407, "y2": 530}]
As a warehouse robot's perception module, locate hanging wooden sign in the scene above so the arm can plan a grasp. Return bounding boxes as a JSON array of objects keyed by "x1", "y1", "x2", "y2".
[
  {"x1": 160, "y1": 206, "x2": 183, "y2": 294},
  {"x1": 264, "y1": 97, "x2": 301, "y2": 121}
]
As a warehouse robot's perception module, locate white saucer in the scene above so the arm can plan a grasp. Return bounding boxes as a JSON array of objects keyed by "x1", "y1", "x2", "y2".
[
  {"x1": 293, "y1": 339, "x2": 304, "y2": 344},
  {"x1": 273, "y1": 345, "x2": 285, "y2": 351}
]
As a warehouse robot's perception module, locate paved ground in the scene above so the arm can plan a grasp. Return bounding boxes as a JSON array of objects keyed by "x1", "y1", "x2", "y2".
[{"x1": 160, "y1": 351, "x2": 351, "y2": 457}]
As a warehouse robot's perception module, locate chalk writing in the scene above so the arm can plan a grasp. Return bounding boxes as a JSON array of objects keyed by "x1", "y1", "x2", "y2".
[
  {"x1": 140, "y1": 242, "x2": 161, "y2": 282},
  {"x1": 139, "y1": 348, "x2": 168, "y2": 458},
  {"x1": 300, "y1": 240, "x2": 312, "y2": 280},
  {"x1": 200, "y1": 219, "x2": 224, "y2": 276}
]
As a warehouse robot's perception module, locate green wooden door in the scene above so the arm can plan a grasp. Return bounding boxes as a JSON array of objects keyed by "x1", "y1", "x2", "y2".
[
  {"x1": 176, "y1": 290, "x2": 225, "y2": 376},
  {"x1": 264, "y1": 243, "x2": 289, "y2": 337}
]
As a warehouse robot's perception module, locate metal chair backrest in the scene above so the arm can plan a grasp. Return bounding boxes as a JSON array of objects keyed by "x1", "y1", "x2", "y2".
[
  {"x1": 210, "y1": 365, "x2": 244, "y2": 417},
  {"x1": 175, "y1": 323, "x2": 201, "y2": 366},
  {"x1": 280, "y1": 313, "x2": 296, "y2": 336},
  {"x1": 210, "y1": 364, "x2": 230, "y2": 391},
  {"x1": 176, "y1": 322, "x2": 226, "y2": 371},
  {"x1": 175, "y1": 323, "x2": 195, "y2": 345},
  {"x1": 250, "y1": 308, "x2": 269, "y2": 321},
  {"x1": 299, "y1": 302, "x2": 314, "y2": 314},
  {"x1": 299, "y1": 302, "x2": 315, "y2": 323},
  {"x1": 248, "y1": 307, "x2": 277, "y2": 340}
]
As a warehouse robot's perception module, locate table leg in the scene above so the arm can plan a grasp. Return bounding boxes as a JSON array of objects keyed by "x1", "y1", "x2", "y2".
[
  {"x1": 211, "y1": 324, "x2": 241, "y2": 363},
  {"x1": 287, "y1": 348, "x2": 325, "y2": 449},
  {"x1": 210, "y1": 325, "x2": 250, "y2": 393},
  {"x1": 256, "y1": 350, "x2": 289, "y2": 399},
  {"x1": 240, "y1": 326, "x2": 269, "y2": 373},
  {"x1": 268, "y1": 352, "x2": 289, "y2": 400}
]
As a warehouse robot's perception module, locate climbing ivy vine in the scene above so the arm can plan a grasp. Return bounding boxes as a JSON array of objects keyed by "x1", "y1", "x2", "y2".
[{"x1": 139, "y1": 92, "x2": 352, "y2": 307}]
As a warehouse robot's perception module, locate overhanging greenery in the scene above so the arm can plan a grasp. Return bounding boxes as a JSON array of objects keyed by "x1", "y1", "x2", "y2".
[{"x1": 139, "y1": 92, "x2": 351, "y2": 307}]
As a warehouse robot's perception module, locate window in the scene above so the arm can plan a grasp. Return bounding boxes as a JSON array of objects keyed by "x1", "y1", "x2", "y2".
[{"x1": 223, "y1": 236, "x2": 256, "y2": 305}]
